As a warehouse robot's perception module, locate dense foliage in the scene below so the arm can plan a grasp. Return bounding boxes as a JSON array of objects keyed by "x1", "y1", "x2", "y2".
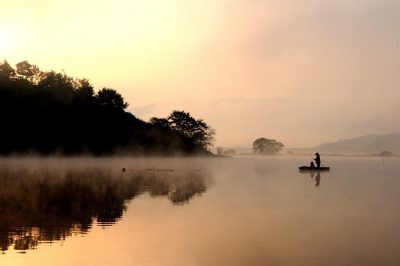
[
  {"x1": 0, "y1": 60, "x2": 214, "y2": 155},
  {"x1": 150, "y1": 110, "x2": 215, "y2": 150},
  {"x1": 252, "y1": 138, "x2": 284, "y2": 155}
]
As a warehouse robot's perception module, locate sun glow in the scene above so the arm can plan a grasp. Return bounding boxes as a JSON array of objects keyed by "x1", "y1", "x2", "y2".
[{"x1": 0, "y1": 27, "x2": 15, "y2": 57}]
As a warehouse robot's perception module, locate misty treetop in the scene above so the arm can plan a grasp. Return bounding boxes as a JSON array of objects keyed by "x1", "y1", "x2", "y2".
[
  {"x1": 0, "y1": 60, "x2": 214, "y2": 155},
  {"x1": 151, "y1": 110, "x2": 215, "y2": 150},
  {"x1": 253, "y1": 138, "x2": 284, "y2": 155}
]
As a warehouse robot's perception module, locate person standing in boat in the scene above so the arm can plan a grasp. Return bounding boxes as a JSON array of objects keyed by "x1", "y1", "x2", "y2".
[{"x1": 314, "y1": 153, "x2": 321, "y2": 168}]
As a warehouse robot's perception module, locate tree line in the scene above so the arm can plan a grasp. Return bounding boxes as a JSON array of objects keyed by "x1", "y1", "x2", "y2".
[{"x1": 0, "y1": 60, "x2": 215, "y2": 155}]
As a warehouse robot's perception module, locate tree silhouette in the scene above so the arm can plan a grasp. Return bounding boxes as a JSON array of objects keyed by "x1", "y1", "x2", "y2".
[
  {"x1": 96, "y1": 88, "x2": 128, "y2": 110},
  {"x1": 151, "y1": 110, "x2": 215, "y2": 150},
  {"x1": 75, "y1": 79, "x2": 95, "y2": 103},
  {"x1": 0, "y1": 60, "x2": 214, "y2": 155},
  {"x1": 15, "y1": 60, "x2": 40, "y2": 81},
  {"x1": 0, "y1": 60, "x2": 16, "y2": 80},
  {"x1": 253, "y1": 138, "x2": 284, "y2": 155},
  {"x1": 150, "y1": 117, "x2": 170, "y2": 129}
]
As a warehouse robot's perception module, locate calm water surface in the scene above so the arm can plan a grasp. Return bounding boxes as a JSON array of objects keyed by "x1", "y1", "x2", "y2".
[{"x1": 1, "y1": 156, "x2": 400, "y2": 266}]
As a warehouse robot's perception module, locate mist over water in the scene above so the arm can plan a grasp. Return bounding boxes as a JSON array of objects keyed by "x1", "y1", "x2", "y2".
[
  {"x1": 1, "y1": 156, "x2": 400, "y2": 265},
  {"x1": 0, "y1": 158, "x2": 211, "y2": 253}
]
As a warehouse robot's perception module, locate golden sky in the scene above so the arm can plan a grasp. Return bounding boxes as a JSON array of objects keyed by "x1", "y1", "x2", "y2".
[{"x1": 1, "y1": 0, "x2": 400, "y2": 147}]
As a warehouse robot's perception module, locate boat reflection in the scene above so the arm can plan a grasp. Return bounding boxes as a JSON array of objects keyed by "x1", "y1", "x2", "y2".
[
  {"x1": 311, "y1": 171, "x2": 321, "y2": 187},
  {"x1": 0, "y1": 167, "x2": 211, "y2": 252},
  {"x1": 299, "y1": 170, "x2": 324, "y2": 187}
]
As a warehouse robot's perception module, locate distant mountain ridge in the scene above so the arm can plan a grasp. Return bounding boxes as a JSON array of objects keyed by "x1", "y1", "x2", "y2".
[{"x1": 314, "y1": 133, "x2": 400, "y2": 153}]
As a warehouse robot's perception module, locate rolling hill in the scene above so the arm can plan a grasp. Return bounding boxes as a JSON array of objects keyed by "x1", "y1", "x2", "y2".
[{"x1": 314, "y1": 133, "x2": 400, "y2": 154}]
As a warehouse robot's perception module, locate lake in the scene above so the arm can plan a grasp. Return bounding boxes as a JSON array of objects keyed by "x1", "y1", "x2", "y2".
[{"x1": 0, "y1": 156, "x2": 399, "y2": 266}]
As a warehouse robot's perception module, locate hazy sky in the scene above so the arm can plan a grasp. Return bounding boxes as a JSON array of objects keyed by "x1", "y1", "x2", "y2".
[{"x1": 1, "y1": 0, "x2": 400, "y2": 148}]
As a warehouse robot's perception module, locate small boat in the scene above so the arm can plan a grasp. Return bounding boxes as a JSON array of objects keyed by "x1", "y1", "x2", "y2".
[{"x1": 299, "y1": 166, "x2": 330, "y2": 171}]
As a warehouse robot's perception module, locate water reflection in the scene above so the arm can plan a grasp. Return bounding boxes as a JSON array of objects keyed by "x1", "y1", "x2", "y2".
[
  {"x1": 0, "y1": 167, "x2": 211, "y2": 252},
  {"x1": 311, "y1": 171, "x2": 321, "y2": 187},
  {"x1": 300, "y1": 171, "x2": 324, "y2": 187}
]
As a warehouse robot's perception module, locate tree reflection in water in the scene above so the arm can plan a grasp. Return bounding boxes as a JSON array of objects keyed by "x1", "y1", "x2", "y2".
[{"x1": 0, "y1": 167, "x2": 211, "y2": 252}]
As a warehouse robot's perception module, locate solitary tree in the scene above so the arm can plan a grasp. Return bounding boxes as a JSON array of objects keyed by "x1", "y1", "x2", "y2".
[{"x1": 253, "y1": 138, "x2": 284, "y2": 155}]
